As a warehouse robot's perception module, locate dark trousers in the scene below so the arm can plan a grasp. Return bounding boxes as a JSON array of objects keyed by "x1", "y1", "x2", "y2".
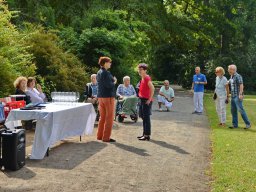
[{"x1": 139, "y1": 99, "x2": 152, "y2": 135}]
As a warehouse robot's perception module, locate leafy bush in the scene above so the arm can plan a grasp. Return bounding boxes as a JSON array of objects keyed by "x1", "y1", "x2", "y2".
[
  {"x1": 0, "y1": 1, "x2": 35, "y2": 97},
  {"x1": 24, "y1": 25, "x2": 90, "y2": 95}
]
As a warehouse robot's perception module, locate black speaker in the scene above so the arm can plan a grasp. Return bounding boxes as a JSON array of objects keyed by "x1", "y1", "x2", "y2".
[{"x1": 1, "y1": 129, "x2": 26, "y2": 171}]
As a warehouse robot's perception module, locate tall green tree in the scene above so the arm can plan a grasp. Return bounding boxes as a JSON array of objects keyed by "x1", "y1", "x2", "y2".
[{"x1": 0, "y1": 0, "x2": 35, "y2": 97}]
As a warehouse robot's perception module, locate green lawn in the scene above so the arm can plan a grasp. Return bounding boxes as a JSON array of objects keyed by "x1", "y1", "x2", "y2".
[{"x1": 204, "y1": 94, "x2": 256, "y2": 192}]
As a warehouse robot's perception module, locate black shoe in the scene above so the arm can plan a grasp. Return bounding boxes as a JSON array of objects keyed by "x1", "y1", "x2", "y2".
[
  {"x1": 103, "y1": 138, "x2": 116, "y2": 142},
  {"x1": 138, "y1": 136, "x2": 150, "y2": 141},
  {"x1": 192, "y1": 111, "x2": 198, "y2": 114},
  {"x1": 137, "y1": 135, "x2": 144, "y2": 139},
  {"x1": 229, "y1": 126, "x2": 238, "y2": 129}
]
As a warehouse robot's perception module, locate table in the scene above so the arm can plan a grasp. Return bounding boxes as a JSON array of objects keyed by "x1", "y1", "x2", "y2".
[{"x1": 5, "y1": 103, "x2": 96, "y2": 159}]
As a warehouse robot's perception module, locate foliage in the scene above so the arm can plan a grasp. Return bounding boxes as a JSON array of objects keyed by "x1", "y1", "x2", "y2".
[
  {"x1": 23, "y1": 25, "x2": 90, "y2": 94},
  {"x1": 6, "y1": 0, "x2": 256, "y2": 91},
  {"x1": 74, "y1": 9, "x2": 150, "y2": 85},
  {"x1": 0, "y1": 1, "x2": 35, "y2": 97},
  {"x1": 1, "y1": 0, "x2": 256, "y2": 190}
]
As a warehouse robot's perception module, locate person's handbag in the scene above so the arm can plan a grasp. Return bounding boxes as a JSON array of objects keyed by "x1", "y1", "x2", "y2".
[
  {"x1": 213, "y1": 92, "x2": 217, "y2": 100},
  {"x1": 213, "y1": 77, "x2": 223, "y2": 100}
]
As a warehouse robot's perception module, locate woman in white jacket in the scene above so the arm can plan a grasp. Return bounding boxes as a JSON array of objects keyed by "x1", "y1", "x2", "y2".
[
  {"x1": 26, "y1": 77, "x2": 46, "y2": 104},
  {"x1": 214, "y1": 67, "x2": 229, "y2": 126}
]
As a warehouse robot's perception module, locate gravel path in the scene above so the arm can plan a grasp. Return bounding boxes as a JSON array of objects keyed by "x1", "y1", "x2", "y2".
[{"x1": 0, "y1": 86, "x2": 211, "y2": 192}]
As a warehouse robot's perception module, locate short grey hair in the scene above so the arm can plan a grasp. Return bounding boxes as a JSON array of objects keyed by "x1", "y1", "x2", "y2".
[
  {"x1": 164, "y1": 80, "x2": 169, "y2": 84},
  {"x1": 91, "y1": 74, "x2": 96, "y2": 79},
  {"x1": 123, "y1": 76, "x2": 130, "y2": 82},
  {"x1": 228, "y1": 64, "x2": 237, "y2": 71}
]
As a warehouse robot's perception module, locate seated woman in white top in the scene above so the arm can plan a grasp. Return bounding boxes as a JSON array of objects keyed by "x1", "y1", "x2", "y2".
[{"x1": 26, "y1": 77, "x2": 46, "y2": 104}]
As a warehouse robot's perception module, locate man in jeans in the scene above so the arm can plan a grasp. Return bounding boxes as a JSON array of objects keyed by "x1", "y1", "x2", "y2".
[{"x1": 228, "y1": 64, "x2": 251, "y2": 129}]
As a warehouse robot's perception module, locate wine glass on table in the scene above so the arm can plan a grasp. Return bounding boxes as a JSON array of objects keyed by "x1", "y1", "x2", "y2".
[{"x1": 76, "y1": 92, "x2": 80, "y2": 103}]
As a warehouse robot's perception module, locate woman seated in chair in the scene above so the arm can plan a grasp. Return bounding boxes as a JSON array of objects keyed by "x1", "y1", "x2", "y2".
[
  {"x1": 84, "y1": 74, "x2": 98, "y2": 105},
  {"x1": 116, "y1": 76, "x2": 136, "y2": 98},
  {"x1": 84, "y1": 74, "x2": 100, "y2": 121},
  {"x1": 13, "y1": 76, "x2": 33, "y2": 129},
  {"x1": 13, "y1": 76, "x2": 31, "y2": 104},
  {"x1": 116, "y1": 76, "x2": 138, "y2": 116},
  {"x1": 26, "y1": 77, "x2": 46, "y2": 104}
]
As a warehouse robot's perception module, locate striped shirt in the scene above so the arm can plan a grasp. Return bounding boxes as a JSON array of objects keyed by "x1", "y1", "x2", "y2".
[{"x1": 229, "y1": 72, "x2": 243, "y2": 97}]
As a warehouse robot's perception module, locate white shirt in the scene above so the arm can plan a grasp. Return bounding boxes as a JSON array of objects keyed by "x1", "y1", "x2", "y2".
[
  {"x1": 159, "y1": 86, "x2": 175, "y2": 100},
  {"x1": 26, "y1": 88, "x2": 46, "y2": 103},
  {"x1": 215, "y1": 76, "x2": 228, "y2": 98}
]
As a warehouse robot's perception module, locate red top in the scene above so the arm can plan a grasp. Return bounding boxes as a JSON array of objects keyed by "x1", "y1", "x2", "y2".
[{"x1": 139, "y1": 75, "x2": 152, "y2": 99}]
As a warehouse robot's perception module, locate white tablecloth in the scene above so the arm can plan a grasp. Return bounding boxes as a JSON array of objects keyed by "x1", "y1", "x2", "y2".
[{"x1": 5, "y1": 103, "x2": 96, "y2": 159}]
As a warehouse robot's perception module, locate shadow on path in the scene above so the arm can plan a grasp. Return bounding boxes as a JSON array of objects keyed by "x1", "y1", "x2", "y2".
[
  {"x1": 113, "y1": 142, "x2": 150, "y2": 156},
  {"x1": 2, "y1": 167, "x2": 36, "y2": 180},
  {"x1": 27, "y1": 141, "x2": 107, "y2": 170},
  {"x1": 150, "y1": 139, "x2": 190, "y2": 155}
]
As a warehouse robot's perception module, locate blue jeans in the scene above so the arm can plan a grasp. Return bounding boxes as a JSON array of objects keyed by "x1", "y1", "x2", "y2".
[{"x1": 231, "y1": 97, "x2": 250, "y2": 127}]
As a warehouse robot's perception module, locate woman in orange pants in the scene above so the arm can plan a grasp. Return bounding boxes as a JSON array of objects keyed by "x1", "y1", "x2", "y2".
[{"x1": 96, "y1": 57, "x2": 117, "y2": 142}]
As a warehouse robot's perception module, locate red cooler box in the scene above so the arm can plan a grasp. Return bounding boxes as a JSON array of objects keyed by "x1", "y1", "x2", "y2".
[{"x1": 4, "y1": 101, "x2": 26, "y2": 119}]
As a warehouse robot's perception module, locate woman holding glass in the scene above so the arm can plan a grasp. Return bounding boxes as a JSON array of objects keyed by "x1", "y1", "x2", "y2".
[
  {"x1": 214, "y1": 67, "x2": 229, "y2": 126},
  {"x1": 26, "y1": 77, "x2": 46, "y2": 104}
]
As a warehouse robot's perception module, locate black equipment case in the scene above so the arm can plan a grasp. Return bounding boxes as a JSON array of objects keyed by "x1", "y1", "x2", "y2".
[{"x1": 0, "y1": 128, "x2": 26, "y2": 171}]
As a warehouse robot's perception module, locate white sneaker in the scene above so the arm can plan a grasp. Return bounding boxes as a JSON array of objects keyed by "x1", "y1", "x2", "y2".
[
  {"x1": 244, "y1": 124, "x2": 251, "y2": 129},
  {"x1": 159, "y1": 108, "x2": 163, "y2": 112}
]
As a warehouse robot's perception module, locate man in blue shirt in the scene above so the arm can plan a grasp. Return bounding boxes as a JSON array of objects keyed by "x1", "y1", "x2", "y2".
[{"x1": 191, "y1": 67, "x2": 207, "y2": 114}]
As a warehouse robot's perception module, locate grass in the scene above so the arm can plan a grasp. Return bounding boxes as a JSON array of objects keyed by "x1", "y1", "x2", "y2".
[{"x1": 204, "y1": 94, "x2": 256, "y2": 192}]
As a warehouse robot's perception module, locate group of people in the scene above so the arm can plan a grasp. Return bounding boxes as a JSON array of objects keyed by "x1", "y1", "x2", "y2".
[
  {"x1": 13, "y1": 76, "x2": 46, "y2": 104},
  {"x1": 11, "y1": 58, "x2": 251, "y2": 142},
  {"x1": 86, "y1": 57, "x2": 178, "y2": 143},
  {"x1": 191, "y1": 65, "x2": 251, "y2": 129},
  {"x1": 87, "y1": 57, "x2": 155, "y2": 142},
  {"x1": 12, "y1": 76, "x2": 46, "y2": 129}
]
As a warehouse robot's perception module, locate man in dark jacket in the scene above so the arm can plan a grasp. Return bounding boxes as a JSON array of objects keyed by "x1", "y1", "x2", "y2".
[{"x1": 84, "y1": 74, "x2": 98, "y2": 104}]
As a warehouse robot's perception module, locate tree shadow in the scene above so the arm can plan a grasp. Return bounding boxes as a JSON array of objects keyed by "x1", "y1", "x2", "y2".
[
  {"x1": 113, "y1": 142, "x2": 150, "y2": 156},
  {"x1": 150, "y1": 139, "x2": 190, "y2": 155},
  {"x1": 27, "y1": 141, "x2": 107, "y2": 170}
]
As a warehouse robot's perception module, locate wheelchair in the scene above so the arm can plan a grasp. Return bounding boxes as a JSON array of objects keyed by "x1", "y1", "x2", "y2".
[{"x1": 115, "y1": 96, "x2": 139, "y2": 123}]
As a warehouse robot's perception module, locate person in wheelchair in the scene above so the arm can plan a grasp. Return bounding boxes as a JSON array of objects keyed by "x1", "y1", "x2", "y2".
[
  {"x1": 116, "y1": 76, "x2": 138, "y2": 122},
  {"x1": 84, "y1": 74, "x2": 99, "y2": 121}
]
